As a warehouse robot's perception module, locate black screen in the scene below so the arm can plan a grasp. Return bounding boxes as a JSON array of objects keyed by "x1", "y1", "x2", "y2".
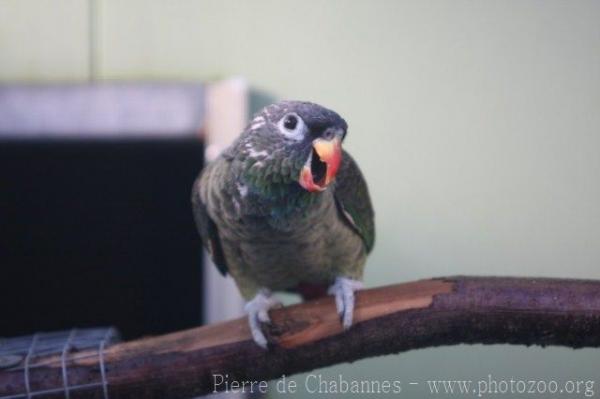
[{"x1": 0, "y1": 137, "x2": 204, "y2": 339}]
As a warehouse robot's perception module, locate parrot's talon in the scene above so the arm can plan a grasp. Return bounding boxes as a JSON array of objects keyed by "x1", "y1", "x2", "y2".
[
  {"x1": 244, "y1": 289, "x2": 281, "y2": 349},
  {"x1": 328, "y1": 277, "x2": 363, "y2": 329}
]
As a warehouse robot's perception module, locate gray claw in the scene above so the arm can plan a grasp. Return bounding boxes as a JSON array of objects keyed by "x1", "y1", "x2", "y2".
[
  {"x1": 244, "y1": 289, "x2": 282, "y2": 349},
  {"x1": 328, "y1": 277, "x2": 363, "y2": 329}
]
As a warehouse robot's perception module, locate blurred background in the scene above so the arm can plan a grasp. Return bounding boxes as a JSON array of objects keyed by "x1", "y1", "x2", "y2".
[{"x1": 1, "y1": 1, "x2": 599, "y2": 398}]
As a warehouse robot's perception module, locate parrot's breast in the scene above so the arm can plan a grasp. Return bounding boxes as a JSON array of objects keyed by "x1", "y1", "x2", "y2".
[{"x1": 215, "y1": 188, "x2": 366, "y2": 299}]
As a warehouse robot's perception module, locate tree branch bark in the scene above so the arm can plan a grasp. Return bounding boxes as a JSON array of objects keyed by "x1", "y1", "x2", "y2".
[{"x1": 1, "y1": 276, "x2": 600, "y2": 398}]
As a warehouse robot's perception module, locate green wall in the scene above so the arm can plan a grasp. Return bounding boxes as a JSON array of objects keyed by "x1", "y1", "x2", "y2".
[{"x1": 2, "y1": 1, "x2": 599, "y2": 397}]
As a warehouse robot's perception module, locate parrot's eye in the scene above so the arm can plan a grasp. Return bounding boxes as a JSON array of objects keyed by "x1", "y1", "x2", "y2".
[
  {"x1": 277, "y1": 112, "x2": 305, "y2": 141},
  {"x1": 283, "y1": 115, "x2": 298, "y2": 130}
]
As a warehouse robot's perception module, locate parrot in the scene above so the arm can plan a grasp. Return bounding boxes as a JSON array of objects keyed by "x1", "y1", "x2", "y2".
[{"x1": 191, "y1": 100, "x2": 375, "y2": 348}]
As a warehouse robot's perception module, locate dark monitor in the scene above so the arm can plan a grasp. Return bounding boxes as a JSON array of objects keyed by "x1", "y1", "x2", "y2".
[{"x1": 0, "y1": 138, "x2": 204, "y2": 339}]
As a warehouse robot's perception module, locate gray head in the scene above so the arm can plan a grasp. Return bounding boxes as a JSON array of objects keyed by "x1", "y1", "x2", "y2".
[{"x1": 239, "y1": 100, "x2": 348, "y2": 192}]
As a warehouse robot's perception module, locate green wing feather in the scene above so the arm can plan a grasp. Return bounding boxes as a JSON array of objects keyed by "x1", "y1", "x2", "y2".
[
  {"x1": 334, "y1": 151, "x2": 376, "y2": 253},
  {"x1": 191, "y1": 167, "x2": 229, "y2": 276}
]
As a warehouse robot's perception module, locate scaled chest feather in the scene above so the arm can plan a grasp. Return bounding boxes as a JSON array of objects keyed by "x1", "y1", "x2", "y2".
[{"x1": 218, "y1": 179, "x2": 335, "y2": 239}]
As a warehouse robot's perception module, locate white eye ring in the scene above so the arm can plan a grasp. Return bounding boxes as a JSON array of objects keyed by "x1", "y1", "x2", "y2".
[{"x1": 277, "y1": 112, "x2": 306, "y2": 141}]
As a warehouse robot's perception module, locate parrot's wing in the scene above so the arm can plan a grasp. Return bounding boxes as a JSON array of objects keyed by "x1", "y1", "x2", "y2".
[
  {"x1": 191, "y1": 164, "x2": 229, "y2": 276},
  {"x1": 334, "y1": 150, "x2": 376, "y2": 253}
]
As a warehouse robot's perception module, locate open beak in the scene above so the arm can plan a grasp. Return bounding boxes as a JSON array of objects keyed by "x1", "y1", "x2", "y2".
[{"x1": 299, "y1": 136, "x2": 342, "y2": 192}]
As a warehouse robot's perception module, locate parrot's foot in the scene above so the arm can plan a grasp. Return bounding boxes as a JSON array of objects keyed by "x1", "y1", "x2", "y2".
[
  {"x1": 244, "y1": 288, "x2": 282, "y2": 349},
  {"x1": 327, "y1": 277, "x2": 363, "y2": 329}
]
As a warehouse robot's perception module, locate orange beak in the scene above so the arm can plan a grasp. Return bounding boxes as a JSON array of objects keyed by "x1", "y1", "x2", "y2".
[{"x1": 299, "y1": 136, "x2": 342, "y2": 192}]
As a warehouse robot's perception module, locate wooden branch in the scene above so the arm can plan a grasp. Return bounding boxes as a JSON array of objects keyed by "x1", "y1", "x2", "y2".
[{"x1": 2, "y1": 276, "x2": 600, "y2": 398}]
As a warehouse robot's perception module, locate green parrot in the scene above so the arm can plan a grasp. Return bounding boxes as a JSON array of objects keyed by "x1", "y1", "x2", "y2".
[{"x1": 192, "y1": 101, "x2": 375, "y2": 348}]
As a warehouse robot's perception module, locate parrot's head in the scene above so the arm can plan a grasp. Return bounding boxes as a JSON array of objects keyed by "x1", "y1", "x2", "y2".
[{"x1": 241, "y1": 101, "x2": 347, "y2": 193}]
